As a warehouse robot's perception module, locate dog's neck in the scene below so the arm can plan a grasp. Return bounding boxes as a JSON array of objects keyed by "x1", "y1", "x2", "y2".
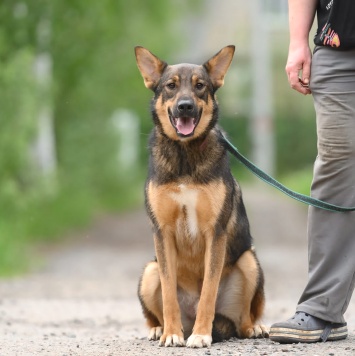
[
  {"x1": 199, "y1": 135, "x2": 209, "y2": 152},
  {"x1": 149, "y1": 128, "x2": 227, "y2": 184},
  {"x1": 153, "y1": 127, "x2": 217, "y2": 153}
]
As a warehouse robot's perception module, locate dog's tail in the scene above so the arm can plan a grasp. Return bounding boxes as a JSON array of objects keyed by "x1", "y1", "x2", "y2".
[{"x1": 212, "y1": 314, "x2": 237, "y2": 342}]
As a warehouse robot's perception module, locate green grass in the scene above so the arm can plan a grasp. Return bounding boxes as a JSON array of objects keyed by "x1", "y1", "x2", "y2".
[
  {"x1": 231, "y1": 154, "x2": 313, "y2": 196},
  {"x1": 0, "y1": 177, "x2": 144, "y2": 276},
  {"x1": 278, "y1": 166, "x2": 313, "y2": 196},
  {"x1": 0, "y1": 221, "x2": 28, "y2": 275}
]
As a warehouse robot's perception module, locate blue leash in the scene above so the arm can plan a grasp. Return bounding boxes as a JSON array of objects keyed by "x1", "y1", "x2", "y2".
[{"x1": 221, "y1": 134, "x2": 355, "y2": 212}]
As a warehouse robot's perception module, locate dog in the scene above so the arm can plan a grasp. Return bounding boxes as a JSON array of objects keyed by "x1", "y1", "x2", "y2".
[{"x1": 135, "y1": 45, "x2": 268, "y2": 348}]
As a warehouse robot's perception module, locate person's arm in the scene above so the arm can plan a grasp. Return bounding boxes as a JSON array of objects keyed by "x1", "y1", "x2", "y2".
[{"x1": 286, "y1": 0, "x2": 318, "y2": 95}]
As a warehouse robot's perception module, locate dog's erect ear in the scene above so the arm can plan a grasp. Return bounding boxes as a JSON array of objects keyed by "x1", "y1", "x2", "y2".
[
  {"x1": 203, "y1": 45, "x2": 235, "y2": 90},
  {"x1": 135, "y1": 46, "x2": 167, "y2": 91}
]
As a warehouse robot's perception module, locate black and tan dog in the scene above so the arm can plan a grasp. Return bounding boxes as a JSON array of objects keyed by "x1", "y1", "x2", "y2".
[{"x1": 135, "y1": 45, "x2": 268, "y2": 348}]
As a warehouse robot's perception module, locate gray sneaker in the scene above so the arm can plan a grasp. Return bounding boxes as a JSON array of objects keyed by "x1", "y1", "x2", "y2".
[{"x1": 269, "y1": 312, "x2": 348, "y2": 343}]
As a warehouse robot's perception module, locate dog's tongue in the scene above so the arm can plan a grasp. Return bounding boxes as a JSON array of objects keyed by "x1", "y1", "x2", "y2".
[{"x1": 176, "y1": 117, "x2": 195, "y2": 136}]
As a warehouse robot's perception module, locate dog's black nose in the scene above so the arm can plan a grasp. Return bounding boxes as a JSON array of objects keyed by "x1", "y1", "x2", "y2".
[{"x1": 177, "y1": 99, "x2": 194, "y2": 116}]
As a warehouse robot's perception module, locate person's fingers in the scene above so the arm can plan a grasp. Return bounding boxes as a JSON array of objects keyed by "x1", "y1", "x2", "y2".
[
  {"x1": 286, "y1": 66, "x2": 311, "y2": 95},
  {"x1": 301, "y1": 60, "x2": 311, "y2": 89},
  {"x1": 299, "y1": 77, "x2": 312, "y2": 95}
]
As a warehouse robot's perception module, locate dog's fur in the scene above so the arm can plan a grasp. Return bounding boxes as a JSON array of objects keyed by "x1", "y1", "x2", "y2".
[{"x1": 135, "y1": 45, "x2": 268, "y2": 348}]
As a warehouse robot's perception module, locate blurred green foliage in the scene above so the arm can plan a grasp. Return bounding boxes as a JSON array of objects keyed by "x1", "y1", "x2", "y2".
[
  {"x1": 221, "y1": 114, "x2": 316, "y2": 182},
  {"x1": 0, "y1": 0, "x2": 190, "y2": 275},
  {"x1": 0, "y1": 48, "x2": 38, "y2": 212}
]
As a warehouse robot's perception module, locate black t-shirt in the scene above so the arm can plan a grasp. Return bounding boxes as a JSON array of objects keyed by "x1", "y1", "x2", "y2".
[{"x1": 314, "y1": 0, "x2": 355, "y2": 49}]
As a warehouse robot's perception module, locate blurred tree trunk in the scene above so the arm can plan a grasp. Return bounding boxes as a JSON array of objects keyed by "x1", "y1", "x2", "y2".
[
  {"x1": 31, "y1": 12, "x2": 57, "y2": 178},
  {"x1": 249, "y1": 0, "x2": 275, "y2": 176}
]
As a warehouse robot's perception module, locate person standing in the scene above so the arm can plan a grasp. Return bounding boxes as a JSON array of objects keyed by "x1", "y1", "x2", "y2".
[{"x1": 269, "y1": 0, "x2": 355, "y2": 343}]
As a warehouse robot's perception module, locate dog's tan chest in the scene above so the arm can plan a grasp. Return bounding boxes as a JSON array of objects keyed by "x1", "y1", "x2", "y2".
[
  {"x1": 147, "y1": 180, "x2": 226, "y2": 240},
  {"x1": 170, "y1": 184, "x2": 199, "y2": 238}
]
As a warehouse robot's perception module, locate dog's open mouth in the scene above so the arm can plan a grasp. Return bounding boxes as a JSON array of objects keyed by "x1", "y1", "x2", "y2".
[
  {"x1": 169, "y1": 110, "x2": 200, "y2": 137},
  {"x1": 172, "y1": 117, "x2": 197, "y2": 136}
]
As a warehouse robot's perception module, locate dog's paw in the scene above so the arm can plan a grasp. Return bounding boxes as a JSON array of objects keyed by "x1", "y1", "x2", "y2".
[
  {"x1": 158, "y1": 333, "x2": 185, "y2": 347},
  {"x1": 244, "y1": 324, "x2": 269, "y2": 338},
  {"x1": 148, "y1": 326, "x2": 163, "y2": 341},
  {"x1": 186, "y1": 334, "x2": 212, "y2": 348}
]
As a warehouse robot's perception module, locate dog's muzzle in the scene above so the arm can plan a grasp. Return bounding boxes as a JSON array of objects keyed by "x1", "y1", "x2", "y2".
[{"x1": 169, "y1": 99, "x2": 200, "y2": 137}]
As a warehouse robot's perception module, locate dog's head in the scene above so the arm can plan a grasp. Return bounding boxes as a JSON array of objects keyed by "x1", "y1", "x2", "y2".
[{"x1": 135, "y1": 46, "x2": 235, "y2": 141}]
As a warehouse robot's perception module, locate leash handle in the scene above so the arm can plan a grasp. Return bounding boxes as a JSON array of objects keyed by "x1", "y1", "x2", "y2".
[{"x1": 221, "y1": 134, "x2": 355, "y2": 212}]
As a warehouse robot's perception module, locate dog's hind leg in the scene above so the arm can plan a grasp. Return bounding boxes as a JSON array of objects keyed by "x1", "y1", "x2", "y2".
[
  {"x1": 237, "y1": 250, "x2": 268, "y2": 338},
  {"x1": 235, "y1": 250, "x2": 268, "y2": 338},
  {"x1": 138, "y1": 261, "x2": 164, "y2": 341},
  {"x1": 216, "y1": 250, "x2": 268, "y2": 339}
]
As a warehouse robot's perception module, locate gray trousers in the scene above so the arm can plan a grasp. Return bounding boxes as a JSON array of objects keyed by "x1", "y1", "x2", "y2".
[{"x1": 296, "y1": 47, "x2": 355, "y2": 324}]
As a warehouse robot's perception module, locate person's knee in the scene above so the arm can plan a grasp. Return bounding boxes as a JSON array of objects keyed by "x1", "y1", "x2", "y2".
[{"x1": 318, "y1": 136, "x2": 355, "y2": 162}]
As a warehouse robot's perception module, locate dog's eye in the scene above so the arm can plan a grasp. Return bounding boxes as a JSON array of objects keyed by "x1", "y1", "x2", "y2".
[
  {"x1": 196, "y1": 83, "x2": 205, "y2": 90},
  {"x1": 167, "y1": 82, "x2": 176, "y2": 90}
]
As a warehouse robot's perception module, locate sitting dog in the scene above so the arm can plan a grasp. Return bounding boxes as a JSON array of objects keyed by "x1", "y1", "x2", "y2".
[{"x1": 135, "y1": 45, "x2": 268, "y2": 348}]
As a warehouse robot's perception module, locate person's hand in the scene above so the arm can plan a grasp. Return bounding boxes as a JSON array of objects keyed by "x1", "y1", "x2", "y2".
[{"x1": 285, "y1": 44, "x2": 312, "y2": 95}]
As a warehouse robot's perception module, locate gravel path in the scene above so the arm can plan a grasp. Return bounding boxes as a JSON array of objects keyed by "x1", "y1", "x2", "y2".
[{"x1": 0, "y1": 184, "x2": 354, "y2": 355}]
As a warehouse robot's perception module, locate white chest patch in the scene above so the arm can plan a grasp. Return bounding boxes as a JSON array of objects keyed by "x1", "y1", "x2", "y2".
[{"x1": 170, "y1": 184, "x2": 199, "y2": 238}]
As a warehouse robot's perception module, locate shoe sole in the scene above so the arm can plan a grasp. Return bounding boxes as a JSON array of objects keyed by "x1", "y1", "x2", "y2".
[{"x1": 269, "y1": 325, "x2": 348, "y2": 344}]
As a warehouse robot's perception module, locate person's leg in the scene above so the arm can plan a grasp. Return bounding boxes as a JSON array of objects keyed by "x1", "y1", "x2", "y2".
[
  {"x1": 270, "y1": 47, "x2": 355, "y2": 343},
  {"x1": 297, "y1": 47, "x2": 355, "y2": 323}
]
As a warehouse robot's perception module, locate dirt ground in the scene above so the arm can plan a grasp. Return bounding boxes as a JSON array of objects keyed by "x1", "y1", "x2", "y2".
[{"x1": 0, "y1": 184, "x2": 354, "y2": 355}]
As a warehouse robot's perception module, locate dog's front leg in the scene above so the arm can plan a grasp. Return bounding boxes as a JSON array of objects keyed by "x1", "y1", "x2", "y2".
[
  {"x1": 154, "y1": 231, "x2": 185, "y2": 347},
  {"x1": 186, "y1": 233, "x2": 227, "y2": 348}
]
